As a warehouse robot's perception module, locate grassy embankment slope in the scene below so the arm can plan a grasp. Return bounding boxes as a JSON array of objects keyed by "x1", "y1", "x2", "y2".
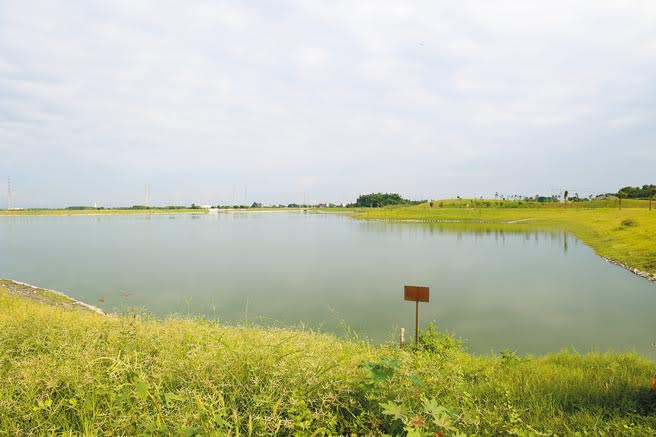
[
  {"x1": 1, "y1": 281, "x2": 656, "y2": 435},
  {"x1": 352, "y1": 199, "x2": 656, "y2": 278},
  {"x1": 0, "y1": 208, "x2": 208, "y2": 216}
]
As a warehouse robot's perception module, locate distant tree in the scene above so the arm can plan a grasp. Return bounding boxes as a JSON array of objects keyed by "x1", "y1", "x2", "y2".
[
  {"x1": 617, "y1": 190, "x2": 627, "y2": 210},
  {"x1": 355, "y1": 193, "x2": 416, "y2": 207},
  {"x1": 250, "y1": 202, "x2": 263, "y2": 208},
  {"x1": 616, "y1": 184, "x2": 656, "y2": 199},
  {"x1": 563, "y1": 190, "x2": 568, "y2": 203}
]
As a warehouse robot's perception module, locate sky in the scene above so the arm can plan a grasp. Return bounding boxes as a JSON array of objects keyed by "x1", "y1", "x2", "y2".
[{"x1": 1, "y1": 1, "x2": 655, "y2": 207}]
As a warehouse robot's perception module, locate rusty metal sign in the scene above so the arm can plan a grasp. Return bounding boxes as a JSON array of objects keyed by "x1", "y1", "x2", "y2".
[
  {"x1": 404, "y1": 285, "x2": 429, "y2": 302},
  {"x1": 404, "y1": 285, "x2": 430, "y2": 346}
]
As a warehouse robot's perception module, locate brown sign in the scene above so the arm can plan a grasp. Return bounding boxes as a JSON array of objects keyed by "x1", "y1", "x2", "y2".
[{"x1": 404, "y1": 285, "x2": 429, "y2": 302}]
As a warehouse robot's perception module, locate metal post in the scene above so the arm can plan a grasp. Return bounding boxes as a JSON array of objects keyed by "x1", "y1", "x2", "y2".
[
  {"x1": 404, "y1": 285, "x2": 429, "y2": 348},
  {"x1": 415, "y1": 300, "x2": 419, "y2": 345},
  {"x1": 399, "y1": 328, "x2": 405, "y2": 348}
]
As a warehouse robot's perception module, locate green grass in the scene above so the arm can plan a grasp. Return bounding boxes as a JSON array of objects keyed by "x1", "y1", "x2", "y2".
[
  {"x1": 351, "y1": 199, "x2": 656, "y2": 276},
  {"x1": 0, "y1": 279, "x2": 76, "y2": 305},
  {"x1": 34, "y1": 288, "x2": 76, "y2": 304},
  {"x1": 0, "y1": 208, "x2": 208, "y2": 216},
  {"x1": 1, "y1": 285, "x2": 655, "y2": 435}
]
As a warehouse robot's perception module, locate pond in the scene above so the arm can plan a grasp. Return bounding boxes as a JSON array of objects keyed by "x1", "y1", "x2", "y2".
[{"x1": 1, "y1": 212, "x2": 654, "y2": 356}]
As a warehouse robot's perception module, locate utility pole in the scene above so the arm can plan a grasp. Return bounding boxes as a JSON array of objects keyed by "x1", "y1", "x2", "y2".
[
  {"x1": 144, "y1": 184, "x2": 151, "y2": 207},
  {"x1": 6, "y1": 177, "x2": 12, "y2": 210}
]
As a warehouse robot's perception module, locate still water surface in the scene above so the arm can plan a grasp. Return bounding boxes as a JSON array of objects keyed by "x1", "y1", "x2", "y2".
[{"x1": 1, "y1": 212, "x2": 655, "y2": 356}]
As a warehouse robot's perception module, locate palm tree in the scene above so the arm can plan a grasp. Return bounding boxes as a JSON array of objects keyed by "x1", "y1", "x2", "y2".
[{"x1": 618, "y1": 190, "x2": 627, "y2": 210}]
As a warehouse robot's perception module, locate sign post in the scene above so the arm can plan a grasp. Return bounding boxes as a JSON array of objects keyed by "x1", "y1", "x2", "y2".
[{"x1": 403, "y1": 285, "x2": 430, "y2": 345}]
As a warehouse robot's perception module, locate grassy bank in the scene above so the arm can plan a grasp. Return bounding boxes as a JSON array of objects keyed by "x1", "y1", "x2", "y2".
[
  {"x1": 1, "y1": 282, "x2": 655, "y2": 435},
  {"x1": 352, "y1": 200, "x2": 656, "y2": 278}
]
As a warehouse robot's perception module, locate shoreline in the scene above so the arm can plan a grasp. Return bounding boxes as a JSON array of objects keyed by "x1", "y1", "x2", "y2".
[
  {"x1": 353, "y1": 215, "x2": 656, "y2": 285},
  {"x1": 4, "y1": 280, "x2": 655, "y2": 436},
  {"x1": 0, "y1": 208, "x2": 314, "y2": 217},
  {"x1": 355, "y1": 217, "x2": 656, "y2": 284},
  {"x1": 601, "y1": 257, "x2": 656, "y2": 284},
  {"x1": 3, "y1": 210, "x2": 655, "y2": 287},
  {"x1": 0, "y1": 210, "x2": 209, "y2": 217},
  {"x1": 1, "y1": 279, "x2": 107, "y2": 315}
]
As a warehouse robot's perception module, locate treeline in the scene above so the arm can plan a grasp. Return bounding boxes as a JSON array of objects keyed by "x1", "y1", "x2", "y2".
[
  {"x1": 351, "y1": 193, "x2": 422, "y2": 207},
  {"x1": 65, "y1": 205, "x2": 192, "y2": 210},
  {"x1": 214, "y1": 203, "x2": 343, "y2": 209},
  {"x1": 617, "y1": 185, "x2": 656, "y2": 199}
]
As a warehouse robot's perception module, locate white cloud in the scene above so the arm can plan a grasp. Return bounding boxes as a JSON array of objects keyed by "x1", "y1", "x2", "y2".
[{"x1": 1, "y1": 1, "x2": 655, "y2": 206}]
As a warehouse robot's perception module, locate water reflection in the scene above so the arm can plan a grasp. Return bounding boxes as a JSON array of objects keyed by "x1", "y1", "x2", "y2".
[{"x1": 0, "y1": 212, "x2": 654, "y2": 357}]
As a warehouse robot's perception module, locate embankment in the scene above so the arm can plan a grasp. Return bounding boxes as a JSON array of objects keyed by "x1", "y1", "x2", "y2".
[{"x1": 1, "y1": 280, "x2": 655, "y2": 435}]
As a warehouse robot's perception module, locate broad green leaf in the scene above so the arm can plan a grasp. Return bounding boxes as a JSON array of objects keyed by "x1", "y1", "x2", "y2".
[
  {"x1": 164, "y1": 392, "x2": 185, "y2": 404},
  {"x1": 422, "y1": 398, "x2": 448, "y2": 418},
  {"x1": 409, "y1": 374, "x2": 427, "y2": 388},
  {"x1": 380, "y1": 401, "x2": 408, "y2": 420},
  {"x1": 136, "y1": 380, "x2": 149, "y2": 400}
]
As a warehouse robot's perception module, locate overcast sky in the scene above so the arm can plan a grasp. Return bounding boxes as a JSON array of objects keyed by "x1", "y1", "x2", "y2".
[{"x1": 1, "y1": 1, "x2": 655, "y2": 207}]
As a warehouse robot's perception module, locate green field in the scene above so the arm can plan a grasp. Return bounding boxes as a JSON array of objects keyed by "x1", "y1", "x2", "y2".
[
  {"x1": 1, "y1": 282, "x2": 655, "y2": 436},
  {"x1": 351, "y1": 199, "x2": 656, "y2": 278}
]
